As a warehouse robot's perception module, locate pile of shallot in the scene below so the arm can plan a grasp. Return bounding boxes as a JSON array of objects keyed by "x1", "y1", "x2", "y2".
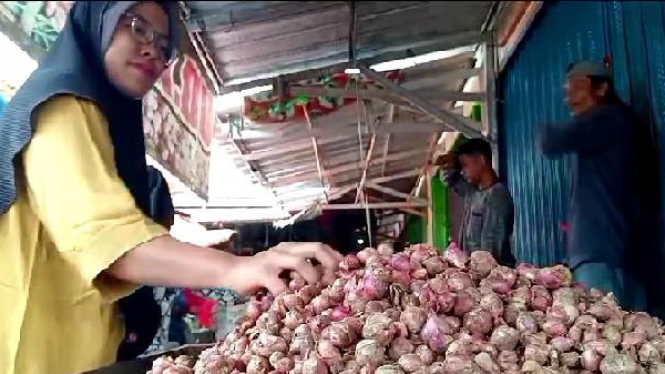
[{"x1": 147, "y1": 244, "x2": 665, "y2": 374}]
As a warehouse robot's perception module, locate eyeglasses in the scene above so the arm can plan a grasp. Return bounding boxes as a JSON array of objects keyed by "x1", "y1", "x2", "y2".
[{"x1": 123, "y1": 12, "x2": 175, "y2": 63}]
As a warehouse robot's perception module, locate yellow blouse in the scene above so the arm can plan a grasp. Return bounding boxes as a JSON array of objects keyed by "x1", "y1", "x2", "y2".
[{"x1": 0, "y1": 95, "x2": 167, "y2": 374}]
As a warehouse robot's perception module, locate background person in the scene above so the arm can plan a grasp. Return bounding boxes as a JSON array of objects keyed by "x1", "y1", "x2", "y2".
[
  {"x1": 436, "y1": 138, "x2": 516, "y2": 266},
  {"x1": 539, "y1": 60, "x2": 649, "y2": 310}
]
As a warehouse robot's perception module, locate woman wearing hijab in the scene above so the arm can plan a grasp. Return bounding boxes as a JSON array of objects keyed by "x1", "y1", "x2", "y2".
[{"x1": 0, "y1": 2, "x2": 342, "y2": 374}]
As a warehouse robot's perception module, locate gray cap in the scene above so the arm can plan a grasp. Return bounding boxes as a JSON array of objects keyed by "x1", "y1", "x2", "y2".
[{"x1": 566, "y1": 60, "x2": 612, "y2": 79}]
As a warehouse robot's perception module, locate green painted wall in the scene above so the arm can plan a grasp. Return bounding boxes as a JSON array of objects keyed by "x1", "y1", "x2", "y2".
[
  {"x1": 406, "y1": 214, "x2": 427, "y2": 245},
  {"x1": 430, "y1": 175, "x2": 450, "y2": 251}
]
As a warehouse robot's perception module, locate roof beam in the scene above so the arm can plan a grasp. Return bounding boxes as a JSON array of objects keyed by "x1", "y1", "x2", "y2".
[
  {"x1": 366, "y1": 182, "x2": 428, "y2": 204},
  {"x1": 319, "y1": 202, "x2": 429, "y2": 210},
  {"x1": 270, "y1": 149, "x2": 423, "y2": 187},
  {"x1": 359, "y1": 66, "x2": 483, "y2": 139},
  {"x1": 380, "y1": 105, "x2": 395, "y2": 178},
  {"x1": 289, "y1": 86, "x2": 484, "y2": 104},
  {"x1": 302, "y1": 107, "x2": 329, "y2": 198},
  {"x1": 242, "y1": 134, "x2": 350, "y2": 161}
]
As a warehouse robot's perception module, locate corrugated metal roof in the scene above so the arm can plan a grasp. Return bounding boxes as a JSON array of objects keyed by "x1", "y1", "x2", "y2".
[
  {"x1": 215, "y1": 50, "x2": 479, "y2": 211},
  {"x1": 184, "y1": 1, "x2": 494, "y2": 84},
  {"x1": 179, "y1": 1, "x2": 496, "y2": 222}
]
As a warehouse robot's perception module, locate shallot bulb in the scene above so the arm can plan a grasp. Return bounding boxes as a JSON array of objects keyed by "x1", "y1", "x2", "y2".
[
  {"x1": 400, "y1": 306, "x2": 428, "y2": 334},
  {"x1": 302, "y1": 354, "x2": 329, "y2": 374},
  {"x1": 390, "y1": 253, "x2": 412, "y2": 272},
  {"x1": 463, "y1": 309, "x2": 493, "y2": 335},
  {"x1": 420, "y1": 314, "x2": 455, "y2": 353},
  {"x1": 469, "y1": 251, "x2": 498, "y2": 279},
  {"x1": 247, "y1": 355, "x2": 270, "y2": 374},
  {"x1": 388, "y1": 337, "x2": 415, "y2": 361},
  {"x1": 490, "y1": 325, "x2": 520, "y2": 351},
  {"x1": 375, "y1": 364, "x2": 405, "y2": 374},
  {"x1": 398, "y1": 354, "x2": 423, "y2": 373},
  {"x1": 444, "y1": 242, "x2": 468, "y2": 268},
  {"x1": 535, "y1": 265, "x2": 572, "y2": 289},
  {"x1": 356, "y1": 339, "x2": 386, "y2": 366}
]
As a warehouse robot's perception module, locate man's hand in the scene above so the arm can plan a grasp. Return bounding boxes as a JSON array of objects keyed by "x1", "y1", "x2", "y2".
[
  {"x1": 226, "y1": 242, "x2": 343, "y2": 296},
  {"x1": 435, "y1": 153, "x2": 459, "y2": 170}
]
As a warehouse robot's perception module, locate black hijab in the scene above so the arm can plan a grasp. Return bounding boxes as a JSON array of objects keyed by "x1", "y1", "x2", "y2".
[{"x1": 0, "y1": 1, "x2": 179, "y2": 216}]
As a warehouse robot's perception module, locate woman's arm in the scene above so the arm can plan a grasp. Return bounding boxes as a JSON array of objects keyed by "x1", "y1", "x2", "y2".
[{"x1": 24, "y1": 96, "x2": 341, "y2": 298}]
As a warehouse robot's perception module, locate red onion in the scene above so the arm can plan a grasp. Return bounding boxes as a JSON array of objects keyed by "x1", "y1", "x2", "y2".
[
  {"x1": 443, "y1": 242, "x2": 468, "y2": 268},
  {"x1": 397, "y1": 354, "x2": 423, "y2": 373},
  {"x1": 302, "y1": 354, "x2": 329, "y2": 374},
  {"x1": 247, "y1": 355, "x2": 270, "y2": 374},
  {"x1": 524, "y1": 343, "x2": 550, "y2": 366},
  {"x1": 339, "y1": 255, "x2": 361, "y2": 271},
  {"x1": 480, "y1": 292, "x2": 504, "y2": 319},
  {"x1": 453, "y1": 291, "x2": 476, "y2": 316},
  {"x1": 582, "y1": 348, "x2": 601, "y2": 371},
  {"x1": 356, "y1": 340, "x2": 386, "y2": 366},
  {"x1": 420, "y1": 314, "x2": 455, "y2": 353},
  {"x1": 550, "y1": 336, "x2": 575, "y2": 352},
  {"x1": 639, "y1": 342, "x2": 662, "y2": 365},
  {"x1": 357, "y1": 249, "x2": 378, "y2": 264},
  {"x1": 447, "y1": 271, "x2": 474, "y2": 292},
  {"x1": 317, "y1": 339, "x2": 342, "y2": 365},
  {"x1": 284, "y1": 311, "x2": 303, "y2": 330},
  {"x1": 390, "y1": 253, "x2": 412, "y2": 272},
  {"x1": 362, "y1": 271, "x2": 390, "y2": 300},
  {"x1": 436, "y1": 292, "x2": 456, "y2": 314},
  {"x1": 530, "y1": 285, "x2": 553, "y2": 312},
  {"x1": 400, "y1": 306, "x2": 428, "y2": 334},
  {"x1": 561, "y1": 352, "x2": 580, "y2": 368},
  {"x1": 622, "y1": 331, "x2": 647, "y2": 349},
  {"x1": 443, "y1": 355, "x2": 474, "y2": 374},
  {"x1": 422, "y1": 257, "x2": 447, "y2": 276},
  {"x1": 542, "y1": 319, "x2": 567, "y2": 337},
  {"x1": 377, "y1": 242, "x2": 394, "y2": 256},
  {"x1": 331, "y1": 305, "x2": 350, "y2": 322},
  {"x1": 535, "y1": 265, "x2": 572, "y2": 289},
  {"x1": 469, "y1": 251, "x2": 498, "y2": 279},
  {"x1": 325, "y1": 322, "x2": 356, "y2": 348},
  {"x1": 599, "y1": 353, "x2": 639, "y2": 374},
  {"x1": 474, "y1": 352, "x2": 500, "y2": 374},
  {"x1": 365, "y1": 300, "x2": 389, "y2": 314},
  {"x1": 463, "y1": 309, "x2": 493, "y2": 335},
  {"x1": 375, "y1": 364, "x2": 405, "y2": 374},
  {"x1": 490, "y1": 325, "x2": 519, "y2": 351},
  {"x1": 388, "y1": 337, "x2": 414, "y2": 361},
  {"x1": 410, "y1": 268, "x2": 429, "y2": 281},
  {"x1": 391, "y1": 270, "x2": 411, "y2": 286},
  {"x1": 414, "y1": 345, "x2": 434, "y2": 365},
  {"x1": 343, "y1": 316, "x2": 364, "y2": 335}
]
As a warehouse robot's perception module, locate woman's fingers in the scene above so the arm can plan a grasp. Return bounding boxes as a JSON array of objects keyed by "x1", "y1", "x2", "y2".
[
  {"x1": 274, "y1": 242, "x2": 342, "y2": 275},
  {"x1": 262, "y1": 274, "x2": 288, "y2": 296},
  {"x1": 267, "y1": 251, "x2": 321, "y2": 285}
]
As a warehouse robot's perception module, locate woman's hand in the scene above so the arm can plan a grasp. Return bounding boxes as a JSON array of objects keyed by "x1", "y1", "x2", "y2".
[{"x1": 227, "y1": 242, "x2": 343, "y2": 296}]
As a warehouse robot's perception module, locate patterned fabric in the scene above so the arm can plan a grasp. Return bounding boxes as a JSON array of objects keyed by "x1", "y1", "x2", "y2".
[{"x1": 144, "y1": 287, "x2": 245, "y2": 354}]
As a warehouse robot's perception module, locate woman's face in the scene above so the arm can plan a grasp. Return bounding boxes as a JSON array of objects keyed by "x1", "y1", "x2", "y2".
[{"x1": 104, "y1": 2, "x2": 170, "y2": 98}]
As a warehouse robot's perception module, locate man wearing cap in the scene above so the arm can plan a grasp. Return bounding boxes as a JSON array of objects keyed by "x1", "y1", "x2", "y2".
[{"x1": 539, "y1": 60, "x2": 649, "y2": 310}]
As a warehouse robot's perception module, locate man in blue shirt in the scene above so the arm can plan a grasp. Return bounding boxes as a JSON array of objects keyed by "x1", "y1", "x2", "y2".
[{"x1": 539, "y1": 60, "x2": 648, "y2": 310}]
